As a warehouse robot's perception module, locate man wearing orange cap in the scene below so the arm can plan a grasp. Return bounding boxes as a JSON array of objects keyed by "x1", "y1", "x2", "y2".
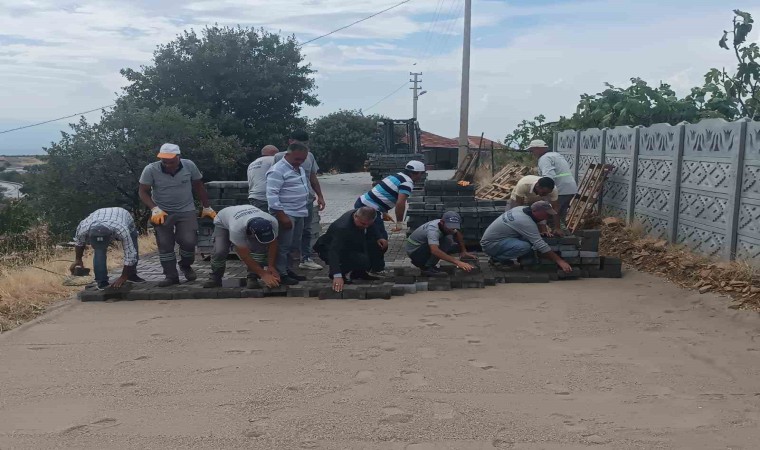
[{"x1": 138, "y1": 143, "x2": 216, "y2": 287}]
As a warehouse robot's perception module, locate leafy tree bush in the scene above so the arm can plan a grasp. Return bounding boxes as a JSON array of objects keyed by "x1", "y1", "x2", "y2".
[{"x1": 308, "y1": 110, "x2": 385, "y2": 172}]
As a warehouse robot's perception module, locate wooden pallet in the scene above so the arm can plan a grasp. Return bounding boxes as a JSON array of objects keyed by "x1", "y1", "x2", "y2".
[
  {"x1": 566, "y1": 163, "x2": 615, "y2": 233},
  {"x1": 475, "y1": 164, "x2": 531, "y2": 199}
]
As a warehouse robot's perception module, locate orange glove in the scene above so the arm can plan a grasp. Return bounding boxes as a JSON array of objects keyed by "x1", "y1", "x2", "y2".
[
  {"x1": 201, "y1": 207, "x2": 217, "y2": 219},
  {"x1": 150, "y1": 207, "x2": 168, "y2": 225}
]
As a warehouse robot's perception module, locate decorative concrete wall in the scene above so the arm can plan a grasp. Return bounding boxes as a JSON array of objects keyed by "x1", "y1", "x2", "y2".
[{"x1": 554, "y1": 118, "x2": 759, "y2": 263}]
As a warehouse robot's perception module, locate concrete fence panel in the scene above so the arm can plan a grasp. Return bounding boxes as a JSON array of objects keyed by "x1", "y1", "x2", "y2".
[
  {"x1": 578, "y1": 128, "x2": 605, "y2": 181},
  {"x1": 556, "y1": 129, "x2": 579, "y2": 177},
  {"x1": 738, "y1": 120, "x2": 760, "y2": 262},
  {"x1": 602, "y1": 125, "x2": 637, "y2": 221}
]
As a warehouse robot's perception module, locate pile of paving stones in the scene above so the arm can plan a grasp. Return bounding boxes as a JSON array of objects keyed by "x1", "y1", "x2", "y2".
[
  {"x1": 407, "y1": 180, "x2": 507, "y2": 243},
  {"x1": 366, "y1": 153, "x2": 426, "y2": 186}
]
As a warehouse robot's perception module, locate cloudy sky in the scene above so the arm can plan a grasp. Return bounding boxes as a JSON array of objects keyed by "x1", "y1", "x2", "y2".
[{"x1": 0, "y1": 0, "x2": 757, "y2": 154}]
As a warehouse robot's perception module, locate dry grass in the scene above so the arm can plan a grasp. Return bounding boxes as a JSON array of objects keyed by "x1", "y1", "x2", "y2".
[{"x1": 0, "y1": 234, "x2": 156, "y2": 332}]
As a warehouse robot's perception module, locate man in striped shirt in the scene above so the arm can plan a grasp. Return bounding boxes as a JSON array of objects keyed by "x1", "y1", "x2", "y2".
[
  {"x1": 355, "y1": 160, "x2": 426, "y2": 273},
  {"x1": 266, "y1": 141, "x2": 311, "y2": 285},
  {"x1": 70, "y1": 207, "x2": 144, "y2": 289}
]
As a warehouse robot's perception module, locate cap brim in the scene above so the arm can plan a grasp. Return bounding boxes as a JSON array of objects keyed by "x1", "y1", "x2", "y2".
[
  {"x1": 157, "y1": 152, "x2": 179, "y2": 158},
  {"x1": 255, "y1": 232, "x2": 277, "y2": 244},
  {"x1": 443, "y1": 221, "x2": 460, "y2": 229}
]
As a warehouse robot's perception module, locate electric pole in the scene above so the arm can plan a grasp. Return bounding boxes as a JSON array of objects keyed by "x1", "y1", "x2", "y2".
[
  {"x1": 410, "y1": 72, "x2": 422, "y2": 120},
  {"x1": 457, "y1": 0, "x2": 472, "y2": 167}
]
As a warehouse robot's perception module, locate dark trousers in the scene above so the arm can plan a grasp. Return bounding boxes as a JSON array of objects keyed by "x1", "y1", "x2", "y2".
[
  {"x1": 318, "y1": 244, "x2": 385, "y2": 278},
  {"x1": 92, "y1": 230, "x2": 139, "y2": 286},
  {"x1": 558, "y1": 194, "x2": 574, "y2": 219},
  {"x1": 248, "y1": 198, "x2": 268, "y2": 211},
  {"x1": 407, "y1": 235, "x2": 454, "y2": 269},
  {"x1": 154, "y1": 211, "x2": 198, "y2": 279}
]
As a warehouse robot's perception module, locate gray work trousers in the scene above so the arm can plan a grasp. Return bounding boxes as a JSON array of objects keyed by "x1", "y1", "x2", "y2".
[
  {"x1": 209, "y1": 227, "x2": 268, "y2": 279},
  {"x1": 248, "y1": 198, "x2": 268, "y2": 211},
  {"x1": 275, "y1": 214, "x2": 305, "y2": 275},
  {"x1": 154, "y1": 210, "x2": 198, "y2": 279}
]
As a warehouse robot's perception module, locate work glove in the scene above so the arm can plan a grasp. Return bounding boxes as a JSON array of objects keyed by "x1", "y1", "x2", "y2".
[
  {"x1": 150, "y1": 207, "x2": 168, "y2": 225},
  {"x1": 201, "y1": 207, "x2": 217, "y2": 219}
]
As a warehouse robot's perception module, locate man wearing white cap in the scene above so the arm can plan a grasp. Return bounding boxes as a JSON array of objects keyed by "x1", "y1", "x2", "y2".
[
  {"x1": 480, "y1": 201, "x2": 573, "y2": 273},
  {"x1": 405, "y1": 211, "x2": 476, "y2": 277},
  {"x1": 138, "y1": 143, "x2": 216, "y2": 287},
  {"x1": 355, "y1": 160, "x2": 426, "y2": 274},
  {"x1": 527, "y1": 139, "x2": 578, "y2": 218}
]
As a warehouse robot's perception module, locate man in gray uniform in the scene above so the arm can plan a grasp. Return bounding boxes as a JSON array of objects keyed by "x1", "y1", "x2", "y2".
[
  {"x1": 528, "y1": 139, "x2": 578, "y2": 218},
  {"x1": 247, "y1": 145, "x2": 278, "y2": 210},
  {"x1": 139, "y1": 143, "x2": 216, "y2": 287},
  {"x1": 202, "y1": 205, "x2": 280, "y2": 289},
  {"x1": 273, "y1": 130, "x2": 326, "y2": 271},
  {"x1": 481, "y1": 201, "x2": 573, "y2": 273},
  {"x1": 405, "y1": 211, "x2": 476, "y2": 277}
]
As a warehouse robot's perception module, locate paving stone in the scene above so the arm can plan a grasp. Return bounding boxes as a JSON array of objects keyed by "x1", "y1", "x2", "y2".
[
  {"x1": 73, "y1": 267, "x2": 91, "y2": 277},
  {"x1": 428, "y1": 280, "x2": 452, "y2": 291},
  {"x1": 461, "y1": 279, "x2": 485, "y2": 289},
  {"x1": 391, "y1": 286, "x2": 407, "y2": 296},
  {"x1": 217, "y1": 288, "x2": 243, "y2": 298},
  {"x1": 579, "y1": 251, "x2": 600, "y2": 258},
  {"x1": 483, "y1": 276, "x2": 496, "y2": 286},
  {"x1": 450, "y1": 279, "x2": 463, "y2": 289},
  {"x1": 558, "y1": 267, "x2": 582, "y2": 280},
  {"x1": 393, "y1": 275, "x2": 416, "y2": 284},
  {"x1": 286, "y1": 287, "x2": 311, "y2": 298},
  {"x1": 149, "y1": 291, "x2": 167, "y2": 300},
  {"x1": 318, "y1": 288, "x2": 343, "y2": 300},
  {"x1": 194, "y1": 289, "x2": 216, "y2": 299},
  {"x1": 560, "y1": 250, "x2": 580, "y2": 257},
  {"x1": 365, "y1": 286, "x2": 392, "y2": 299},
  {"x1": 525, "y1": 273, "x2": 551, "y2": 283},
  {"x1": 171, "y1": 290, "x2": 196, "y2": 300},
  {"x1": 79, "y1": 290, "x2": 106, "y2": 302},
  {"x1": 581, "y1": 257, "x2": 601, "y2": 266},
  {"x1": 564, "y1": 257, "x2": 581, "y2": 264},
  {"x1": 396, "y1": 283, "x2": 417, "y2": 294},
  {"x1": 561, "y1": 236, "x2": 581, "y2": 246},
  {"x1": 503, "y1": 273, "x2": 531, "y2": 283},
  {"x1": 262, "y1": 286, "x2": 289, "y2": 297},
  {"x1": 559, "y1": 244, "x2": 579, "y2": 252},
  {"x1": 415, "y1": 281, "x2": 429, "y2": 291},
  {"x1": 222, "y1": 278, "x2": 246, "y2": 288},
  {"x1": 578, "y1": 229, "x2": 601, "y2": 251},
  {"x1": 341, "y1": 286, "x2": 367, "y2": 300},
  {"x1": 125, "y1": 290, "x2": 154, "y2": 301}
]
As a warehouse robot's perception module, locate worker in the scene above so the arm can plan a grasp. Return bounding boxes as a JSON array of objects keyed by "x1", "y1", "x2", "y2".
[
  {"x1": 247, "y1": 145, "x2": 279, "y2": 210},
  {"x1": 273, "y1": 130, "x2": 325, "y2": 271},
  {"x1": 266, "y1": 141, "x2": 311, "y2": 286},
  {"x1": 404, "y1": 211, "x2": 476, "y2": 277},
  {"x1": 528, "y1": 139, "x2": 578, "y2": 218},
  {"x1": 202, "y1": 205, "x2": 280, "y2": 289},
  {"x1": 138, "y1": 143, "x2": 216, "y2": 287},
  {"x1": 480, "y1": 201, "x2": 573, "y2": 273},
  {"x1": 355, "y1": 160, "x2": 427, "y2": 275},
  {"x1": 509, "y1": 175, "x2": 563, "y2": 236},
  {"x1": 70, "y1": 207, "x2": 145, "y2": 289},
  {"x1": 313, "y1": 207, "x2": 388, "y2": 293}
]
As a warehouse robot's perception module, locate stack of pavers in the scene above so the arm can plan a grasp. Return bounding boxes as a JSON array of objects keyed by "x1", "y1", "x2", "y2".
[
  {"x1": 407, "y1": 180, "x2": 505, "y2": 246},
  {"x1": 366, "y1": 153, "x2": 426, "y2": 187},
  {"x1": 198, "y1": 181, "x2": 251, "y2": 254}
]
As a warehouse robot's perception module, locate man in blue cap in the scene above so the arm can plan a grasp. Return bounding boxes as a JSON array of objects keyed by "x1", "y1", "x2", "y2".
[
  {"x1": 404, "y1": 211, "x2": 476, "y2": 277},
  {"x1": 202, "y1": 205, "x2": 280, "y2": 289},
  {"x1": 70, "y1": 207, "x2": 145, "y2": 289}
]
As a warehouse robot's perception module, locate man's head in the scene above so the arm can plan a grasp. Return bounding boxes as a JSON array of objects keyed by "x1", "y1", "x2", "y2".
[
  {"x1": 440, "y1": 211, "x2": 462, "y2": 233},
  {"x1": 533, "y1": 176, "x2": 556, "y2": 197},
  {"x1": 157, "y1": 143, "x2": 181, "y2": 171},
  {"x1": 284, "y1": 141, "x2": 309, "y2": 168},
  {"x1": 353, "y1": 206, "x2": 377, "y2": 230},
  {"x1": 261, "y1": 145, "x2": 279, "y2": 156},
  {"x1": 527, "y1": 139, "x2": 550, "y2": 158},
  {"x1": 87, "y1": 224, "x2": 113, "y2": 248},
  {"x1": 530, "y1": 200, "x2": 557, "y2": 222},
  {"x1": 288, "y1": 129, "x2": 309, "y2": 145},
  {"x1": 246, "y1": 217, "x2": 276, "y2": 244},
  {"x1": 403, "y1": 160, "x2": 426, "y2": 182}
]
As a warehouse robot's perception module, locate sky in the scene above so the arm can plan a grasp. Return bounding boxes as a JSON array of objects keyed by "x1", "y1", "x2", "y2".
[{"x1": 0, "y1": 0, "x2": 758, "y2": 155}]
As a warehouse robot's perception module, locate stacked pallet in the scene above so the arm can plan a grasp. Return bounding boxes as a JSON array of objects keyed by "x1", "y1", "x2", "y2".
[
  {"x1": 475, "y1": 164, "x2": 530, "y2": 200},
  {"x1": 366, "y1": 153, "x2": 426, "y2": 186},
  {"x1": 407, "y1": 180, "x2": 506, "y2": 243}
]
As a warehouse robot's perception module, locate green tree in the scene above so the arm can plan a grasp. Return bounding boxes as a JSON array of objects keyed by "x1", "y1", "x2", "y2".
[
  {"x1": 25, "y1": 103, "x2": 243, "y2": 235},
  {"x1": 121, "y1": 26, "x2": 319, "y2": 154},
  {"x1": 309, "y1": 110, "x2": 384, "y2": 172},
  {"x1": 504, "y1": 114, "x2": 556, "y2": 150}
]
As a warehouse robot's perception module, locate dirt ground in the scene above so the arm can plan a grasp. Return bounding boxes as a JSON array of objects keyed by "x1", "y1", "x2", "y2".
[{"x1": 1, "y1": 271, "x2": 760, "y2": 449}]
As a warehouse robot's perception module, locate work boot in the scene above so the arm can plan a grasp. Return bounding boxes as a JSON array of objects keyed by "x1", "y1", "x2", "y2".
[
  {"x1": 203, "y1": 277, "x2": 222, "y2": 288},
  {"x1": 286, "y1": 271, "x2": 307, "y2": 282},
  {"x1": 279, "y1": 275, "x2": 300, "y2": 286},
  {"x1": 158, "y1": 277, "x2": 180, "y2": 287},
  {"x1": 127, "y1": 274, "x2": 146, "y2": 283},
  {"x1": 298, "y1": 258, "x2": 323, "y2": 270},
  {"x1": 180, "y1": 266, "x2": 197, "y2": 282}
]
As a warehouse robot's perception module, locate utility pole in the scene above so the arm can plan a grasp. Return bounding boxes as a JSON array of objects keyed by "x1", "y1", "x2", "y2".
[
  {"x1": 457, "y1": 0, "x2": 472, "y2": 167},
  {"x1": 410, "y1": 72, "x2": 422, "y2": 119}
]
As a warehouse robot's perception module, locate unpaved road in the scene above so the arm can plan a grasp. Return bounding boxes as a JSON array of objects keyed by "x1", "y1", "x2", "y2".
[{"x1": 2, "y1": 271, "x2": 760, "y2": 449}]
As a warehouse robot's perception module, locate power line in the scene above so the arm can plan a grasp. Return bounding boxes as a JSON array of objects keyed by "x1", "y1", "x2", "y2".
[
  {"x1": 417, "y1": 0, "x2": 447, "y2": 62},
  {"x1": 0, "y1": 105, "x2": 115, "y2": 135},
  {"x1": 302, "y1": 0, "x2": 413, "y2": 45},
  {"x1": 363, "y1": 81, "x2": 409, "y2": 112}
]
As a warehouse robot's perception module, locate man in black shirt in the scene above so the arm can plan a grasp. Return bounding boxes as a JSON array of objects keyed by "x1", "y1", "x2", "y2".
[{"x1": 313, "y1": 207, "x2": 388, "y2": 292}]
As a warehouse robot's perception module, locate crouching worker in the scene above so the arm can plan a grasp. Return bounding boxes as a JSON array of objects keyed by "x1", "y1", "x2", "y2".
[
  {"x1": 480, "y1": 201, "x2": 573, "y2": 273},
  {"x1": 202, "y1": 205, "x2": 280, "y2": 289},
  {"x1": 70, "y1": 207, "x2": 144, "y2": 289},
  {"x1": 405, "y1": 211, "x2": 476, "y2": 277},
  {"x1": 313, "y1": 207, "x2": 388, "y2": 292}
]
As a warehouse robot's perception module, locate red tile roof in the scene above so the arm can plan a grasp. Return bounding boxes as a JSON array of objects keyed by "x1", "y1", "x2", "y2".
[{"x1": 418, "y1": 130, "x2": 506, "y2": 150}]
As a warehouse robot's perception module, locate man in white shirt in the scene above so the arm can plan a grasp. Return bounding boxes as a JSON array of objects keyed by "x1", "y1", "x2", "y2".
[
  {"x1": 528, "y1": 139, "x2": 578, "y2": 219},
  {"x1": 509, "y1": 174, "x2": 563, "y2": 236},
  {"x1": 247, "y1": 145, "x2": 279, "y2": 210}
]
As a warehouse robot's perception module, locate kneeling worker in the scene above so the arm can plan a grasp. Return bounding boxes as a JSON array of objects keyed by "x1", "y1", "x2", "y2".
[
  {"x1": 405, "y1": 211, "x2": 476, "y2": 276},
  {"x1": 70, "y1": 207, "x2": 144, "y2": 289},
  {"x1": 510, "y1": 175, "x2": 563, "y2": 236},
  {"x1": 480, "y1": 201, "x2": 573, "y2": 273},
  {"x1": 203, "y1": 205, "x2": 280, "y2": 289},
  {"x1": 313, "y1": 207, "x2": 388, "y2": 292}
]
